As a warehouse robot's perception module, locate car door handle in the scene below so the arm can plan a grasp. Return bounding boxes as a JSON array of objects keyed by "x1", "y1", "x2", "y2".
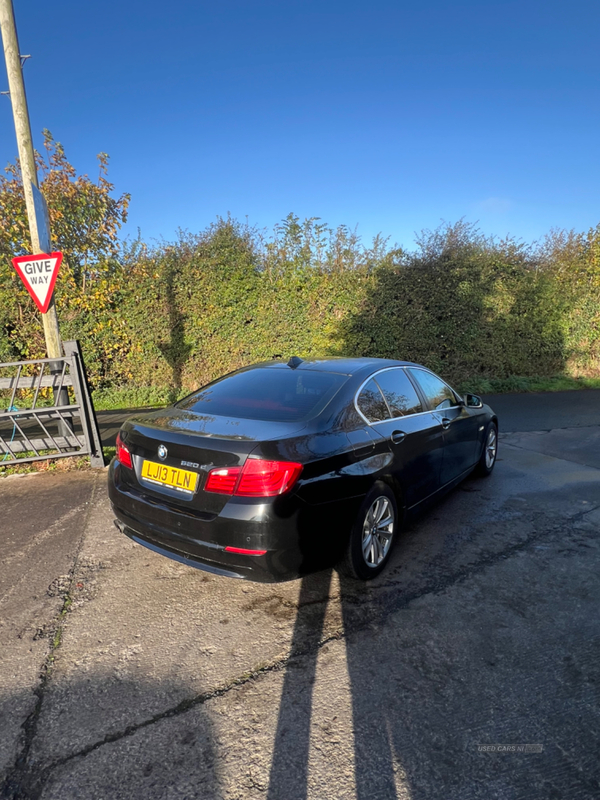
[
  {"x1": 391, "y1": 430, "x2": 406, "y2": 444},
  {"x1": 440, "y1": 418, "x2": 451, "y2": 430}
]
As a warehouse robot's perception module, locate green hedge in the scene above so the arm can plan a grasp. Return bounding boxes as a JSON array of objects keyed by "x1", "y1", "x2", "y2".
[{"x1": 1, "y1": 217, "x2": 600, "y2": 396}]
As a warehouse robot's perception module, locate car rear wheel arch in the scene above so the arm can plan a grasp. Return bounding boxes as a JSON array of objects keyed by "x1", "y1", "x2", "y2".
[{"x1": 378, "y1": 474, "x2": 406, "y2": 517}]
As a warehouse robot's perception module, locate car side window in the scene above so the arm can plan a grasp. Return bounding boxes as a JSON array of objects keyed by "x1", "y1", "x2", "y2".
[
  {"x1": 408, "y1": 369, "x2": 457, "y2": 411},
  {"x1": 374, "y1": 369, "x2": 423, "y2": 418},
  {"x1": 357, "y1": 379, "x2": 390, "y2": 423}
]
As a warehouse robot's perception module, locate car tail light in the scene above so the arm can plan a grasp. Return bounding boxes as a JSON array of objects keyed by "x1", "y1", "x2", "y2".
[
  {"x1": 116, "y1": 432, "x2": 133, "y2": 469},
  {"x1": 235, "y1": 458, "x2": 303, "y2": 496},
  {"x1": 205, "y1": 466, "x2": 241, "y2": 494},
  {"x1": 205, "y1": 458, "x2": 302, "y2": 497}
]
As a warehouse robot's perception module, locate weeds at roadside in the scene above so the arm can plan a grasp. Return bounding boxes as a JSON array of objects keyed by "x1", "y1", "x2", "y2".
[
  {"x1": 0, "y1": 446, "x2": 115, "y2": 478},
  {"x1": 456, "y1": 374, "x2": 600, "y2": 396}
]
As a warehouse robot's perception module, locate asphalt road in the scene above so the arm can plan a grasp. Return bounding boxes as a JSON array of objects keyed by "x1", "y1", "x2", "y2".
[
  {"x1": 482, "y1": 389, "x2": 600, "y2": 432},
  {"x1": 1, "y1": 393, "x2": 599, "y2": 799}
]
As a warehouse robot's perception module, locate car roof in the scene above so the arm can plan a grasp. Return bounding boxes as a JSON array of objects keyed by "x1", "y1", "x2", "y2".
[{"x1": 246, "y1": 357, "x2": 420, "y2": 376}]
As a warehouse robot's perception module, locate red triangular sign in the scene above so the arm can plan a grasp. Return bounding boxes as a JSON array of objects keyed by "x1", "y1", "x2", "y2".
[{"x1": 11, "y1": 252, "x2": 63, "y2": 313}]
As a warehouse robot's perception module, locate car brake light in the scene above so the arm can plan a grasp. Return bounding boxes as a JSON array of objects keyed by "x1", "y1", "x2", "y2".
[
  {"x1": 205, "y1": 466, "x2": 241, "y2": 494},
  {"x1": 205, "y1": 458, "x2": 302, "y2": 497},
  {"x1": 116, "y1": 432, "x2": 133, "y2": 469},
  {"x1": 236, "y1": 458, "x2": 303, "y2": 496}
]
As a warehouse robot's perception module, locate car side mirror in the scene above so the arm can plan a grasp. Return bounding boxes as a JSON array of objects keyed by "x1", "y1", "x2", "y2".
[{"x1": 463, "y1": 393, "x2": 483, "y2": 408}]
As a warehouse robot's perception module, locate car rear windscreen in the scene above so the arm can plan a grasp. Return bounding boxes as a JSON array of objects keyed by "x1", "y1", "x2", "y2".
[{"x1": 177, "y1": 369, "x2": 348, "y2": 422}]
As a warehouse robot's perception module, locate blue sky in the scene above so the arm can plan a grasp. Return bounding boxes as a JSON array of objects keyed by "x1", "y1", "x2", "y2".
[{"x1": 2, "y1": 0, "x2": 599, "y2": 250}]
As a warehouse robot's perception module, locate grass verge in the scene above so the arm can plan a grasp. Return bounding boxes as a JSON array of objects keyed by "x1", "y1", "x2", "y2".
[
  {"x1": 92, "y1": 385, "x2": 177, "y2": 411},
  {"x1": 456, "y1": 374, "x2": 600, "y2": 395}
]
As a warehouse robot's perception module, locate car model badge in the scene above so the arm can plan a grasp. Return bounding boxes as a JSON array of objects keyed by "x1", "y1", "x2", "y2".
[{"x1": 158, "y1": 445, "x2": 168, "y2": 461}]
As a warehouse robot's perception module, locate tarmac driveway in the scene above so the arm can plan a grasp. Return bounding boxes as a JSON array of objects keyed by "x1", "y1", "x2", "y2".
[{"x1": 1, "y1": 393, "x2": 599, "y2": 799}]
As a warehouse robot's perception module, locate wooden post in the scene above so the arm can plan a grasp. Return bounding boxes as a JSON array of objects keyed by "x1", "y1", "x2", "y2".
[{"x1": 0, "y1": 0, "x2": 63, "y2": 360}]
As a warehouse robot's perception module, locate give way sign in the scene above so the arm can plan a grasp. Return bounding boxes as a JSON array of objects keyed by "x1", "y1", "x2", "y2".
[{"x1": 11, "y1": 252, "x2": 63, "y2": 313}]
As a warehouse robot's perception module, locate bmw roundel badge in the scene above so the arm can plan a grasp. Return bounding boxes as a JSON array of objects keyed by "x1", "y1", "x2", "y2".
[{"x1": 158, "y1": 444, "x2": 168, "y2": 461}]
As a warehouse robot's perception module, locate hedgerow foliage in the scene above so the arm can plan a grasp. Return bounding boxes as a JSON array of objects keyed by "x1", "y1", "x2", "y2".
[{"x1": 1, "y1": 138, "x2": 600, "y2": 392}]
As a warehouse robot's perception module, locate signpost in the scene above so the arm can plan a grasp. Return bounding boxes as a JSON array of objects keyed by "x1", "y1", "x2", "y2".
[
  {"x1": 0, "y1": 0, "x2": 63, "y2": 361},
  {"x1": 0, "y1": 2, "x2": 102, "y2": 465},
  {"x1": 0, "y1": 0, "x2": 73, "y2": 433},
  {"x1": 12, "y1": 252, "x2": 63, "y2": 313}
]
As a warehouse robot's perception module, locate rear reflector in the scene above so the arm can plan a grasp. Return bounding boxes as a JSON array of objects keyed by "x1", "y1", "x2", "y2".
[
  {"x1": 224, "y1": 546, "x2": 267, "y2": 556},
  {"x1": 205, "y1": 458, "x2": 302, "y2": 497},
  {"x1": 116, "y1": 432, "x2": 133, "y2": 469}
]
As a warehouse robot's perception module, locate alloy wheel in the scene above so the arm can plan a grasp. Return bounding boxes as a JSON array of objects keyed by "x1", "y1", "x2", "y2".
[
  {"x1": 362, "y1": 496, "x2": 395, "y2": 568},
  {"x1": 485, "y1": 427, "x2": 497, "y2": 469}
]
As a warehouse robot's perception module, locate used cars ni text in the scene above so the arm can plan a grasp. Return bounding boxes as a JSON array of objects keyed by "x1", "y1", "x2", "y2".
[{"x1": 108, "y1": 357, "x2": 498, "y2": 582}]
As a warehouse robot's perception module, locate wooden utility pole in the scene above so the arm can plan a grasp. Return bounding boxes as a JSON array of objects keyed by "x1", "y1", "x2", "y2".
[{"x1": 0, "y1": 0, "x2": 62, "y2": 359}]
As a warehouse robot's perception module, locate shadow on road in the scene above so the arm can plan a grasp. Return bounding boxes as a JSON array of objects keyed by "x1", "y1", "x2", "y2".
[
  {"x1": 266, "y1": 569, "x2": 401, "y2": 800},
  {"x1": 265, "y1": 525, "x2": 600, "y2": 800},
  {"x1": 1, "y1": 675, "x2": 223, "y2": 800}
]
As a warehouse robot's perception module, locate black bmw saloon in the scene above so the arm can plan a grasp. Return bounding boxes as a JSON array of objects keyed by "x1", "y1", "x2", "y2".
[{"x1": 109, "y1": 357, "x2": 498, "y2": 582}]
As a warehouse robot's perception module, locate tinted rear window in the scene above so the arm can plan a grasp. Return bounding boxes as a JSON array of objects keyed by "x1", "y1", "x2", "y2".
[
  {"x1": 357, "y1": 379, "x2": 390, "y2": 423},
  {"x1": 177, "y1": 368, "x2": 348, "y2": 422}
]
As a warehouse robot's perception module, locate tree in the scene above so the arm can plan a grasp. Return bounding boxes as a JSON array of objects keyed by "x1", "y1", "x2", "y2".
[
  {"x1": 0, "y1": 129, "x2": 130, "y2": 284},
  {"x1": 0, "y1": 131, "x2": 130, "y2": 361}
]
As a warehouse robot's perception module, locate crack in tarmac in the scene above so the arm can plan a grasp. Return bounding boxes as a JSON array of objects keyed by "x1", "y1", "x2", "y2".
[
  {"x1": 13, "y1": 499, "x2": 600, "y2": 799},
  {"x1": 1, "y1": 476, "x2": 101, "y2": 800}
]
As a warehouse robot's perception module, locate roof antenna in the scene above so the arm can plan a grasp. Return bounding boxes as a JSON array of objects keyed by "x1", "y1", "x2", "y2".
[{"x1": 287, "y1": 356, "x2": 303, "y2": 369}]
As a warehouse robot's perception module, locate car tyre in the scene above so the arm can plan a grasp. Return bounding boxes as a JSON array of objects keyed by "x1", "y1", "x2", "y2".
[
  {"x1": 338, "y1": 482, "x2": 399, "y2": 580},
  {"x1": 475, "y1": 422, "x2": 498, "y2": 477}
]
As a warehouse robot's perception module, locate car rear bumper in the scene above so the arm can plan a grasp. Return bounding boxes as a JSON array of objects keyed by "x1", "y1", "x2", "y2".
[
  {"x1": 113, "y1": 517, "x2": 271, "y2": 580},
  {"x1": 108, "y1": 460, "x2": 359, "y2": 582}
]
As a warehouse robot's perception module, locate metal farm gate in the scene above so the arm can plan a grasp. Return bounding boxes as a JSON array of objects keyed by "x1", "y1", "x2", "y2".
[{"x1": 0, "y1": 340, "x2": 105, "y2": 468}]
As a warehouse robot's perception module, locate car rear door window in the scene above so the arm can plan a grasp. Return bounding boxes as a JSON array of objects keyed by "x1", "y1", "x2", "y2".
[
  {"x1": 374, "y1": 369, "x2": 423, "y2": 417},
  {"x1": 408, "y1": 369, "x2": 457, "y2": 411},
  {"x1": 357, "y1": 379, "x2": 390, "y2": 423}
]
